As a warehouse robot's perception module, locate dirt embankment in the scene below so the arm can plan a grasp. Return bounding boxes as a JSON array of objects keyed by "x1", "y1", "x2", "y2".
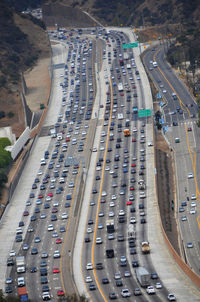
[{"x1": 155, "y1": 131, "x2": 180, "y2": 255}]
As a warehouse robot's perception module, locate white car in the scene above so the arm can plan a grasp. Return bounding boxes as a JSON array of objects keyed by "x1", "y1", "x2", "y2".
[
  {"x1": 109, "y1": 211, "x2": 115, "y2": 217},
  {"x1": 61, "y1": 213, "x2": 68, "y2": 219},
  {"x1": 156, "y1": 282, "x2": 162, "y2": 289},
  {"x1": 92, "y1": 147, "x2": 97, "y2": 152},
  {"x1": 190, "y1": 208, "x2": 196, "y2": 214},
  {"x1": 188, "y1": 173, "x2": 194, "y2": 179},
  {"x1": 87, "y1": 227, "x2": 93, "y2": 233},
  {"x1": 53, "y1": 250, "x2": 60, "y2": 258},
  {"x1": 130, "y1": 217, "x2": 136, "y2": 224},
  {"x1": 102, "y1": 191, "x2": 107, "y2": 196},
  {"x1": 9, "y1": 250, "x2": 16, "y2": 257},
  {"x1": 96, "y1": 237, "x2": 102, "y2": 244},
  {"x1": 100, "y1": 146, "x2": 105, "y2": 151},
  {"x1": 114, "y1": 272, "x2": 121, "y2": 280},
  {"x1": 168, "y1": 293, "x2": 176, "y2": 301},
  {"x1": 105, "y1": 166, "x2": 110, "y2": 171},
  {"x1": 148, "y1": 141, "x2": 153, "y2": 146},
  {"x1": 48, "y1": 224, "x2": 54, "y2": 231},
  {"x1": 119, "y1": 210, "x2": 125, "y2": 216},
  {"x1": 86, "y1": 263, "x2": 93, "y2": 270},
  {"x1": 191, "y1": 194, "x2": 196, "y2": 200},
  {"x1": 191, "y1": 201, "x2": 196, "y2": 207},
  {"x1": 146, "y1": 286, "x2": 156, "y2": 294},
  {"x1": 110, "y1": 202, "x2": 115, "y2": 207},
  {"x1": 85, "y1": 276, "x2": 93, "y2": 283},
  {"x1": 111, "y1": 195, "x2": 116, "y2": 200},
  {"x1": 121, "y1": 288, "x2": 131, "y2": 297}
]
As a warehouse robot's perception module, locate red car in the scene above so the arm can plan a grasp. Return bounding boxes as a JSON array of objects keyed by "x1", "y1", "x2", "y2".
[
  {"x1": 53, "y1": 267, "x2": 60, "y2": 274},
  {"x1": 23, "y1": 210, "x2": 29, "y2": 216},
  {"x1": 132, "y1": 138, "x2": 136, "y2": 142},
  {"x1": 130, "y1": 186, "x2": 135, "y2": 191},
  {"x1": 131, "y1": 163, "x2": 136, "y2": 167},
  {"x1": 38, "y1": 194, "x2": 43, "y2": 199},
  {"x1": 120, "y1": 92, "x2": 124, "y2": 96},
  {"x1": 56, "y1": 238, "x2": 62, "y2": 244},
  {"x1": 65, "y1": 138, "x2": 70, "y2": 142},
  {"x1": 106, "y1": 91, "x2": 110, "y2": 95},
  {"x1": 57, "y1": 289, "x2": 64, "y2": 296},
  {"x1": 52, "y1": 208, "x2": 58, "y2": 213},
  {"x1": 48, "y1": 192, "x2": 53, "y2": 197},
  {"x1": 126, "y1": 201, "x2": 132, "y2": 205},
  {"x1": 100, "y1": 198, "x2": 106, "y2": 203}
]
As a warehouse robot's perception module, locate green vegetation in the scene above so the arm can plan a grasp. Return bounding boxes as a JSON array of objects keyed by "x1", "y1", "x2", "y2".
[{"x1": 0, "y1": 138, "x2": 12, "y2": 169}]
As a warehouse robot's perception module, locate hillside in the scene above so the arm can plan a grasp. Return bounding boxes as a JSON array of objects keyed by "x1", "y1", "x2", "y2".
[{"x1": 0, "y1": 0, "x2": 50, "y2": 136}]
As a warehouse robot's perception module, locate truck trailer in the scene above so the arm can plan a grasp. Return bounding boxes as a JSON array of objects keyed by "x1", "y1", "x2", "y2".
[
  {"x1": 16, "y1": 256, "x2": 26, "y2": 273},
  {"x1": 18, "y1": 287, "x2": 28, "y2": 302},
  {"x1": 135, "y1": 267, "x2": 150, "y2": 287},
  {"x1": 106, "y1": 220, "x2": 115, "y2": 233}
]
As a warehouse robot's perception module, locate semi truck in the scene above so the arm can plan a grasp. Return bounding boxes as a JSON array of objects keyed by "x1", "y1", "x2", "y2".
[
  {"x1": 124, "y1": 52, "x2": 129, "y2": 60},
  {"x1": 18, "y1": 287, "x2": 28, "y2": 302},
  {"x1": 16, "y1": 256, "x2": 26, "y2": 273},
  {"x1": 127, "y1": 63, "x2": 131, "y2": 69},
  {"x1": 141, "y1": 241, "x2": 150, "y2": 254},
  {"x1": 106, "y1": 220, "x2": 115, "y2": 233},
  {"x1": 135, "y1": 267, "x2": 150, "y2": 287}
]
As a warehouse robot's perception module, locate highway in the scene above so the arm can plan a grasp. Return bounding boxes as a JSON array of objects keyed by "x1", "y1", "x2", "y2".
[
  {"x1": 143, "y1": 44, "x2": 200, "y2": 275},
  {"x1": 1, "y1": 27, "x2": 200, "y2": 302}
]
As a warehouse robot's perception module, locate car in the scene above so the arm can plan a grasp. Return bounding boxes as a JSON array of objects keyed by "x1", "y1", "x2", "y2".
[
  {"x1": 86, "y1": 263, "x2": 93, "y2": 270},
  {"x1": 188, "y1": 173, "x2": 194, "y2": 179},
  {"x1": 121, "y1": 288, "x2": 131, "y2": 297},
  {"x1": 30, "y1": 266, "x2": 37, "y2": 273},
  {"x1": 130, "y1": 248, "x2": 137, "y2": 255},
  {"x1": 53, "y1": 267, "x2": 60, "y2": 273},
  {"x1": 124, "y1": 271, "x2": 131, "y2": 277},
  {"x1": 151, "y1": 272, "x2": 158, "y2": 279},
  {"x1": 23, "y1": 210, "x2": 29, "y2": 216},
  {"x1": 156, "y1": 282, "x2": 162, "y2": 289},
  {"x1": 96, "y1": 237, "x2": 102, "y2": 244},
  {"x1": 41, "y1": 252, "x2": 48, "y2": 258},
  {"x1": 134, "y1": 288, "x2": 142, "y2": 296},
  {"x1": 146, "y1": 286, "x2": 156, "y2": 294},
  {"x1": 168, "y1": 293, "x2": 176, "y2": 301},
  {"x1": 56, "y1": 238, "x2": 62, "y2": 244},
  {"x1": 109, "y1": 292, "x2": 117, "y2": 299},
  {"x1": 187, "y1": 242, "x2": 193, "y2": 248},
  {"x1": 22, "y1": 244, "x2": 29, "y2": 250},
  {"x1": 108, "y1": 233, "x2": 115, "y2": 240},
  {"x1": 34, "y1": 237, "x2": 41, "y2": 243},
  {"x1": 190, "y1": 208, "x2": 196, "y2": 214},
  {"x1": 87, "y1": 227, "x2": 93, "y2": 233},
  {"x1": 9, "y1": 250, "x2": 16, "y2": 257},
  {"x1": 85, "y1": 276, "x2": 93, "y2": 283},
  {"x1": 191, "y1": 194, "x2": 196, "y2": 200},
  {"x1": 132, "y1": 260, "x2": 139, "y2": 267},
  {"x1": 53, "y1": 251, "x2": 60, "y2": 258},
  {"x1": 5, "y1": 277, "x2": 13, "y2": 284},
  {"x1": 5, "y1": 286, "x2": 13, "y2": 293},
  {"x1": 41, "y1": 276, "x2": 48, "y2": 284},
  {"x1": 102, "y1": 277, "x2": 109, "y2": 284},
  {"x1": 191, "y1": 201, "x2": 196, "y2": 207},
  {"x1": 31, "y1": 248, "x2": 38, "y2": 255},
  {"x1": 130, "y1": 217, "x2": 136, "y2": 224},
  {"x1": 114, "y1": 273, "x2": 121, "y2": 280},
  {"x1": 89, "y1": 284, "x2": 96, "y2": 290},
  {"x1": 61, "y1": 213, "x2": 68, "y2": 219},
  {"x1": 181, "y1": 216, "x2": 187, "y2": 221},
  {"x1": 187, "y1": 127, "x2": 192, "y2": 132}
]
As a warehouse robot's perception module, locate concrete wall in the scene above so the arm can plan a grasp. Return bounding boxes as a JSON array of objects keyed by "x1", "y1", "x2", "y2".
[{"x1": 11, "y1": 127, "x2": 30, "y2": 160}]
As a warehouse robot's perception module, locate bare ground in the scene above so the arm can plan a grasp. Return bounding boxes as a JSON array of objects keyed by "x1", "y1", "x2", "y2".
[{"x1": 24, "y1": 57, "x2": 51, "y2": 112}]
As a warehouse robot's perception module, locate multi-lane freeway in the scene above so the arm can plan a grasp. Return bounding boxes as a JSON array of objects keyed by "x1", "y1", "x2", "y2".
[{"x1": 0, "y1": 26, "x2": 200, "y2": 302}]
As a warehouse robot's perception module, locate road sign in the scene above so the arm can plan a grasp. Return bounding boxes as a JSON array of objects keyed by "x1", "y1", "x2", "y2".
[
  {"x1": 138, "y1": 109, "x2": 151, "y2": 118},
  {"x1": 122, "y1": 42, "x2": 138, "y2": 49}
]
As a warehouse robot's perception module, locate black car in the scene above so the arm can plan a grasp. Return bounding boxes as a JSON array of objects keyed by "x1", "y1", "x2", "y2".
[
  {"x1": 5, "y1": 286, "x2": 13, "y2": 294},
  {"x1": 30, "y1": 266, "x2": 37, "y2": 273},
  {"x1": 96, "y1": 262, "x2": 103, "y2": 270},
  {"x1": 31, "y1": 247, "x2": 38, "y2": 255},
  {"x1": 7, "y1": 258, "x2": 14, "y2": 266},
  {"x1": 89, "y1": 284, "x2": 96, "y2": 291},
  {"x1": 151, "y1": 272, "x2": 158, "y2": 279},
  {"x1": 132, "y1": 260, "x2": 139, "y2": 267},
  {"x1": 85, "y1": 237, "x2": 90, "y2": 243},
  {"x1": 40, "y1": 268, "x2": 47, "y2": 276},
  {"x1": 102, "y1": 278, "x2": 109, "y2": 284},
  {"x1": 42, "y1": 285, "x2": 49, "y2": 292},
  {"x1": 41, "y1": 277, "x2": 48, "y2": 284},
  {"x1": 116, "y1": 279, "x2": 123, "y2": 287}
]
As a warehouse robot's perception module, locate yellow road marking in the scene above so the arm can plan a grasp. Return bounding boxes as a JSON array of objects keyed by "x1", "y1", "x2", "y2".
[
  {"x1": 197, "y1": 216, "x2": 200, "y2": 229},
  {"x1": 60, "y1": 163, "x2": 82, "y2": 295},
  {"x1": 91, "y1": 77, "x2": 114, "y2": 302}
]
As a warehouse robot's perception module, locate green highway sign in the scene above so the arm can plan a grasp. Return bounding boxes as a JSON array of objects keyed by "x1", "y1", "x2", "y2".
[
  {"x1": 122, "y1": 42, "x2": 138, "y2": 49},
  {"x1": 138, "y1": 109, "x2": 151, "y2": 118}
]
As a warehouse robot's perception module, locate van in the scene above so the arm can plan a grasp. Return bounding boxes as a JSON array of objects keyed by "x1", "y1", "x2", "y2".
[{"x1": 17, "y1": 276, "x2": 25, "y2": 287}]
